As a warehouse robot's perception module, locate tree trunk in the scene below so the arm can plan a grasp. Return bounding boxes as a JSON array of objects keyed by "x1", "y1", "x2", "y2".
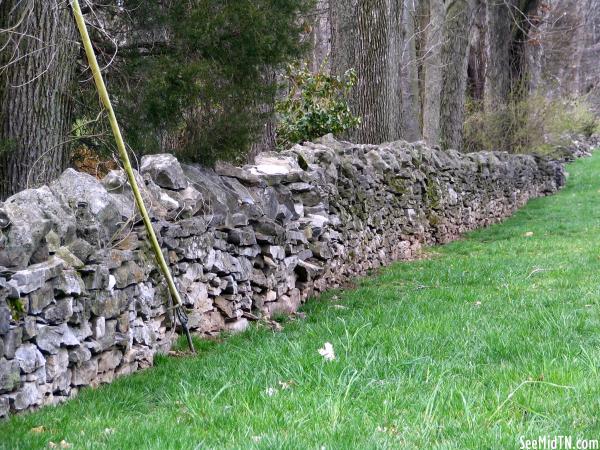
[
  {"x1": 467, "y1": 6, "x2": 487, "y2": 101},
  {"x1": 249, "y1": 70, "x2": 278, "y2": 159},
  {"x1": 330, "y1": 0, "x2": 359, "y2": 132},
  {"x1": 308, "y1": 0, "x2": 332, "y2": 73},
  {"x1": 331, "y1": 0, "x2": 391, "y2": 143},
  {"x1": 0, "y1": 0, "x2": 78, "y2": 200},
  {"x1": 387, "y1": 0, "x2": 404, "y2": 140},
  {"x1": 398, "y1": 0, "x2": 422, "y2": 141},
  {"x1": 422, "y1": 0, "x2": 445, "y2": 145},
  {"x1": 484, "y1": 0, "x2": 513, "y2": 111},
  {"x1": 439, "y1": 0, "x2": 477, "y2": 150},
  {"x1": 331, "y1": 0, "x2": 422, "y2": 144}
]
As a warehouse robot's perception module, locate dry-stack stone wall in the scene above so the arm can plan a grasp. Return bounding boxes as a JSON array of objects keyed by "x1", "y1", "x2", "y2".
[{"x1": 0, "y1": 135, "x2": 567, "y2": 416}]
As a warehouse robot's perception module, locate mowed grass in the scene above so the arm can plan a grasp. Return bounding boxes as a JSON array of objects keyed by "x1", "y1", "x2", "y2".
[{"x1": 2, "y1": 155, "x2": 600, "y2": 449}]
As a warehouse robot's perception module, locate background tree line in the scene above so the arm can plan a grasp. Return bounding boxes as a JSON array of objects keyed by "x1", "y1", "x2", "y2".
[
  {"x1": 308, "y1": 0, "x2": 599, "y2": 150},
  {"x1": 0, "y1": 0, "x2": 598, "y2": 200}
]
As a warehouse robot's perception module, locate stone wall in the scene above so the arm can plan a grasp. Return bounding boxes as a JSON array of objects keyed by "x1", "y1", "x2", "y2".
[{"x1": 0, "y1": 135, "x2": 568, "y2": 416}]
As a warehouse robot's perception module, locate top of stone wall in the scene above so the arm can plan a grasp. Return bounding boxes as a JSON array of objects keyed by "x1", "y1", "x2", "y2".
[{"x1": 0, "y1": 133, "x2": 580, "y2": 275}]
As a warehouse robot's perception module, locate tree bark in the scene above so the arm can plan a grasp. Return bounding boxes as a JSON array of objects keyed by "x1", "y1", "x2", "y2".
[
  {"x1": 387, "y1": 0, "x2": 405, "y2": 140},
  {"x1": 439, "y1": 0, "x2": 477, "y2": 150},
  {"x1": 330, "y1": 0, "x2": 359, "y2": 132},
  {"x1": 330, "y1": 0, "x2": 422, "y2": 144},
  {"x1": 398, "y1": 0, "x2": 422, "y2": 141},
  {"x1": 347, "y1": 0, "x2": 390, "y2": 144},
  {"x1": 484, "y1": 0, "x2": 513, "y2": 111},
  {"x1": 249, "y1": 70, "x2": 278, "y2": 160},
  {"x1": 467, "y1": 6, "x2": 487, "y2": 101},
  {"x1": 422, "y1": 0, "x2": 445, "y2": 145},
  {"x1": 307, "y1": 0, "x2": 332, "y2": 73},
  {"x1": 0, "y1": 0, "x2": 78, "y2": 200}
]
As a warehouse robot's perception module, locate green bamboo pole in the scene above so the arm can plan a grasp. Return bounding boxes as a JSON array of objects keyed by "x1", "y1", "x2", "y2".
[{"x1": 70, "y1": 0, "x2": 195, "y2": 353}]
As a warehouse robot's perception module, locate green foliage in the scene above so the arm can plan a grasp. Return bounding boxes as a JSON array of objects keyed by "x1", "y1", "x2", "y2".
[
  {"x1": 545, "y1": 98, "x2": 600, "y2": 138},
  {"x1": 85, "y1": 0, "x2": 313, "y2": 166},
  {"x1": 275, "y1": 65, "x2": 360, "y2": 150},
  {"x1": 71, "y1": 116, "x2": 110, "y2": 156},
  {"x1": 7, "y1": 298, "x2": 24, "y2": 320},
  {"x1": 464, "y1": 93, "x2": 600, "y2": 155}
]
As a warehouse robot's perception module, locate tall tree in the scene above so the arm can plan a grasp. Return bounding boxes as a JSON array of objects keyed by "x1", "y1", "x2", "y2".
[
  {"x1": 331, "y1": 0, "x2": 391, "y2": 143},
  {"x1": 398, "y1": 0, "x2": 422, "y2": 141},
  {"x1": 484, "y1": 0, "x2": 513, "y2": 111},
  {"x1": 330, "y1": 0, "x2": 421, "y2": 144},
  {"x1": 0, "y1": 1, "x2": 78, "y2": 200},
  {"x1": 439, "y1": 0, "x2": 477, "y2": 150},
  {"x1": 102, "y1": 0, "x2": 312, "y2": 166},
  {"x1": 421, "y1": 0, "x2": 445, "y2": 145}
]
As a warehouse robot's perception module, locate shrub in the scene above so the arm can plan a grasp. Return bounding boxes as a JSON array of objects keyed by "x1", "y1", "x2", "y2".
[
  {"x1": 546, "y1": 98, "x2": 599, "y2": 138},
  {"x1": 79, "y1": 0, "x2": 313, "y2": 166},
  {"x1": 275, "y1": 65, "x2": 360, "y2": 150},
  {"x1": 463, "y1": 94, "x2": 600, "y2": 155}
]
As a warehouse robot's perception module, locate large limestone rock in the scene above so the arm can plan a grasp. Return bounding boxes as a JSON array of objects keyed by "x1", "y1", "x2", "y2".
[
  {"x1": 15, "y1": 344, "x2": 45, "y2": 374},
  {"x1": 10, "y1": 257, "x2": 64, "y2": 295},
  {"x1": 140, "y1": 154, "x2": 188, "y2": 191},
  {"x1": 0, "y1": 359, "x2": 20, "y2": 393},
  {"x1": 50, "y1": 169, "x2": 123, "y2": 245},
  {"x1": 0, "y1": 187, "x2": 75, "y2": 268},
  {"x1": 36, "y1": 323, "x2": 80, "y2": 355}
]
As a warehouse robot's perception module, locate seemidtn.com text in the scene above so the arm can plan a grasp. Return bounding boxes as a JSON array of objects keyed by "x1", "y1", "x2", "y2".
[{"x1": 520, "y1": 436, "x2": 599, "y2": 450}]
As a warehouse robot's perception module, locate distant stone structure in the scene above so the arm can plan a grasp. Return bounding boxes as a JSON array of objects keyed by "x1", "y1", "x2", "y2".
[{"x1": 0, "y1": 135, "x2": 585, "y2": 417}]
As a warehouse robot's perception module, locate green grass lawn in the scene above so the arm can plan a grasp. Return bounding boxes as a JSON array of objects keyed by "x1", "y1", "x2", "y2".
[{"x1": 2, "y1": 154, "x2": 600, "y2": 449}]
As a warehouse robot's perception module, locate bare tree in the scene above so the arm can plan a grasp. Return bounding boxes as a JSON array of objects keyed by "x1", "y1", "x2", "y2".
[
  {"x1": 421, "y1": 0, "x2": 445, "y2": 145},
  {"x1": 439, "y1": 0, "x2": 478, "y2": 150},
  {"x1": 484, "y1": 0, "x2": 513, "y2": 111},
  {"x1": 398, "y1": 0, "x2": 421, "y2": 141}
]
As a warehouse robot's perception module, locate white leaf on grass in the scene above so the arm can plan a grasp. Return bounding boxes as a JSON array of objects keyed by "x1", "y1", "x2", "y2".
[
  {"x1": 49, "y1": 441, "x2": 71, "y2": 449},
  {"x1": 265, "y1": 387, "x2": 278, "y2": 397},
  {"x1": 318, "y1": 342, "x2": 336, "y2": 361},
  {"x1": 278, "y1": 380, "x2": 294, "y2": 390},
  {"x1": 376, "y1": 425, "x2": 399, "y2": 435}
]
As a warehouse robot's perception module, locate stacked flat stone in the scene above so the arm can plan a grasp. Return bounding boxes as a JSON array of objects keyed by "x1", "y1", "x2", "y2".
[{"x1": 0, "y1": 135, "x2": 569, "y2": 417}]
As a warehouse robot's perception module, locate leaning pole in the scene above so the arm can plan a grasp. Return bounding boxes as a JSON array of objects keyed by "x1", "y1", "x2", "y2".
[{"x1": 70, "y1": 0, "x2": 195, "y2": 353}]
